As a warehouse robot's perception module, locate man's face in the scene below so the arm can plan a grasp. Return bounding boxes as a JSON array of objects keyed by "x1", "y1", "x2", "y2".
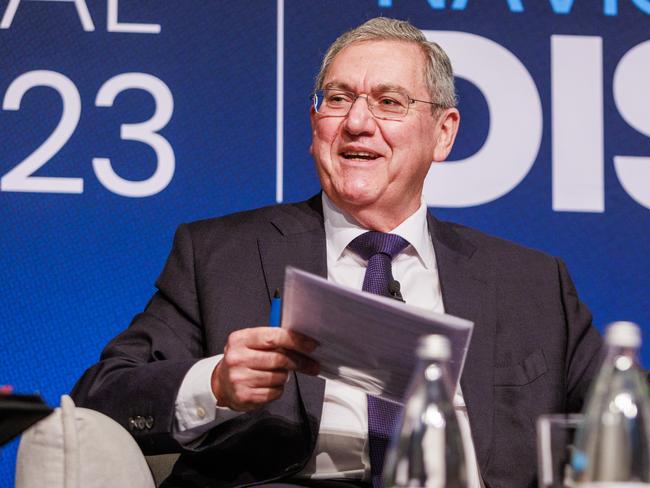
[{"x1": 310, "y1": 40, "x2": 458, "y2": 225}]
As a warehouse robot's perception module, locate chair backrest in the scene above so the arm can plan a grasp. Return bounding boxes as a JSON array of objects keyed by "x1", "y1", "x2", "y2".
[{"x1": 15, "y1": 395, "x2": 156, "y2": 488}]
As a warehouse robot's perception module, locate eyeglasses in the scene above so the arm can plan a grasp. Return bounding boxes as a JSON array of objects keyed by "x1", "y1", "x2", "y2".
[{"x1": 311, "y1": 88, "x2": 442, "y2": 120}]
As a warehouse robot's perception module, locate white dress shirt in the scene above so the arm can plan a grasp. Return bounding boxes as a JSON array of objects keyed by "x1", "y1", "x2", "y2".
[{"x1": 174, "y1": 193, "x2": 483, "y2": 486}]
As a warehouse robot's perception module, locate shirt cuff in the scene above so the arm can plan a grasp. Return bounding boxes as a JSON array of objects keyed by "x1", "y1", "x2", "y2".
[{"x1": 174, "y1": 354, "x2": 243, "y2": 436}]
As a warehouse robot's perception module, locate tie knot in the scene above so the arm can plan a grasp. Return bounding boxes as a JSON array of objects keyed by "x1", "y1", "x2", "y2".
[{"x1": 348, "y1": 231, "x2": 410, "y2": 261}]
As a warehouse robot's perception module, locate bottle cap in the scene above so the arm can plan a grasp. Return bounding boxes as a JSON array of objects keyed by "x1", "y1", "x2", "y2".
[
  {"x1": 605, "y1": 321, "x2": 641, "y2": 348},
  {"x1": 417, "y1": 334, "x2": 451, "y2": 360}
]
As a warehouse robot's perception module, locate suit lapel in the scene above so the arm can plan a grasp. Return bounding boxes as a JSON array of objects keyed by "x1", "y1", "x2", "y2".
[
  {"x1": 257, "y1": 232, "x2": 327, "y2": 299},
  {"x1": 257, "y1": 195, "x2": 327, "y2": 449},
  {"x1": 428, "y1": 213, "x2": 496, "y2": 474}
]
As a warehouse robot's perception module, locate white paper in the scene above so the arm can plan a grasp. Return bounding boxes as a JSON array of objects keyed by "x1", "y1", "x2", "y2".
[{"x1": 282, "y1": 267, "x2": 474, "y2": 404}]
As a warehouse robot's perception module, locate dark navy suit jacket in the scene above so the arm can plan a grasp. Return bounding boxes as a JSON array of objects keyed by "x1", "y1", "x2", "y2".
[{"x1": 72, "y1": 195, "x2": 603, "y2": 488}]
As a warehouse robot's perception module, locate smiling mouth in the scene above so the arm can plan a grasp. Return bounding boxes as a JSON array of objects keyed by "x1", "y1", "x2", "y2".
[{"x1": 341, "y1": 151, "x2": 380, "y2": 161}]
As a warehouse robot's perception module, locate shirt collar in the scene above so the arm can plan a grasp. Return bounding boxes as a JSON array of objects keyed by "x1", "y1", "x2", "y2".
[{"x1": 322, "y1": 193, "x2": 436, "y2": 269}]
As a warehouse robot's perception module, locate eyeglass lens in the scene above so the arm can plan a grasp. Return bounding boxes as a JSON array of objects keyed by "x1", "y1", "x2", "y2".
[{"x1": 314, "y1": 89, "x2": 409, "y2": 118}]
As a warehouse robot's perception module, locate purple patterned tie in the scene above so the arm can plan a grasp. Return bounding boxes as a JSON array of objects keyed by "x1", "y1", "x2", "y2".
[{"x1": 348, "y1": 231, "x2": 409, "y2": 488}]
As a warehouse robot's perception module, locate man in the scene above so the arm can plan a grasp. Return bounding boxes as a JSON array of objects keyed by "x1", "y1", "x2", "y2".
[{"x1": 72, "y1": 17, "x2": 603, "y2": 488}]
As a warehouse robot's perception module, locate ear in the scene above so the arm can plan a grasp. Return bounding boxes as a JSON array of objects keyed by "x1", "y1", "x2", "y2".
[
  {"x1": 309, "y1": 106, "x2": 317, "y2": 156},
  {"x1": 432, "y1": 108, "x2": 460, "y2": 162}
]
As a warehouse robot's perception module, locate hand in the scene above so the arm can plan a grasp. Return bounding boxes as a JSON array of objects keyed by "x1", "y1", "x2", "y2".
[{"x1": 211, "y1": 327, "x2": 320, "y2": 412}]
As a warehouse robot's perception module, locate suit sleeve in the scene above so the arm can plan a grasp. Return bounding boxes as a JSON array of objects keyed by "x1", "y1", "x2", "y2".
[
  {"x1": 558, "y1": 257, "x2": 605, "y2": 413},
  {"x1": 71, "y1": 224, "x2": 205, "y2": 454}
]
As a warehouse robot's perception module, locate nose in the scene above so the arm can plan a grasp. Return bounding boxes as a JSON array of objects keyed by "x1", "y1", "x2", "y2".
[{"x1": 343, "y1": 95, "x2": 376, "y2": 136}]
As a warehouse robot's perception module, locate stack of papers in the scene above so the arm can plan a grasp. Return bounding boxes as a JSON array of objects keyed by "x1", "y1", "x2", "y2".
[{"x1": 282, "y1": 267, "x2": 474, "y2": 404}]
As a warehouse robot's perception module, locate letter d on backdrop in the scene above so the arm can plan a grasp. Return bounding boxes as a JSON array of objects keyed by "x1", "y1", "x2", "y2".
[{"x1": 423, "y1": 31, "x2": 542, "y2": 208}]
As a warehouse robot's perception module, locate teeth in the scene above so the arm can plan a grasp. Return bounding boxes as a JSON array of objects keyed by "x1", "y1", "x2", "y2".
[{"x1": 343, "y1": 152, "x2": 377, "y2": 159}]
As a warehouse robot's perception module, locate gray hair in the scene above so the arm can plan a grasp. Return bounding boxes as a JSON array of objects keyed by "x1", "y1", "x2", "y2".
[{"x1": 315, "y1": 17, "x2": 457, "y2": 109}]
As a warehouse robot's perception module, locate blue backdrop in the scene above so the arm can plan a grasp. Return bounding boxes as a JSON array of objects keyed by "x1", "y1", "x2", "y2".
[{"x1": 1, "y1": 1, "x2": 649, "y2": 485}]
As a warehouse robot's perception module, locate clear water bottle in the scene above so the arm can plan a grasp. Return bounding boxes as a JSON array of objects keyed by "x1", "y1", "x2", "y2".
[
  {"x1": 383, "y1": 334, "x2": 468, "y2": 488},
  {"x1": 570, "y1": 321, "x2": 650, "y2": 487}
]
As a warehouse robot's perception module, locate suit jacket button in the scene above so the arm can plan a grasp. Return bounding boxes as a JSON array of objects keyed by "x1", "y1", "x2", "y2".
[
  {"x1": 128, "y1": 417, "x2": 137, "y2": 431},
  {"x1": 135, "y1": 416, "x2": 146, "y2": 430},
  {"x1": 145, "y1": 416, "x2": 154, "y2": 429}
]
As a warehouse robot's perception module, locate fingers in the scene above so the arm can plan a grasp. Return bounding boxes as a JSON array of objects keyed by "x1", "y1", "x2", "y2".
[
  {"x1": 224, "y1": 347, "x2": 319, "y2": 375},
  {"x1": 229, "y1": 327, "x2": 318, "y2": 356},
  {"x1": 212, "y1": 327, "x2": 321, "y2": 411},
  {"x1": 213, "y1": 361, "x2": 316, "y2": 412},
  {"x1": 212, "y1": 362, "x2": 285, "y2": 412},
  {"x1": 230, "y1": 368, "x2": 288, "y2": 388}
]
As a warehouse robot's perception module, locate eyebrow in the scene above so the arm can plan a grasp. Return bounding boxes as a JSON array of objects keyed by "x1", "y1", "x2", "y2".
[
  {"x1": 324, "y1": 81, "x2": 354, "y2": 91},
  {"x1": 374, "y1": 83, "x2": 409, "y2": 94},
  {"x1": 323, "y1": 81, "x2": 410, "y2": 95}
]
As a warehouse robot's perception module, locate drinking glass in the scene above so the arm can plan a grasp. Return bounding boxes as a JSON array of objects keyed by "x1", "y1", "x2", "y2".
[{"x1": 536, "y1": 414, "x2": 584, "y2": 488}]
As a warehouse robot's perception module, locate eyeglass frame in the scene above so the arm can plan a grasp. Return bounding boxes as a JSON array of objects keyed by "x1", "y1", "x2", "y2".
[{"x1": 311, "y1": 88, "x2": 445, "y2": 120}]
